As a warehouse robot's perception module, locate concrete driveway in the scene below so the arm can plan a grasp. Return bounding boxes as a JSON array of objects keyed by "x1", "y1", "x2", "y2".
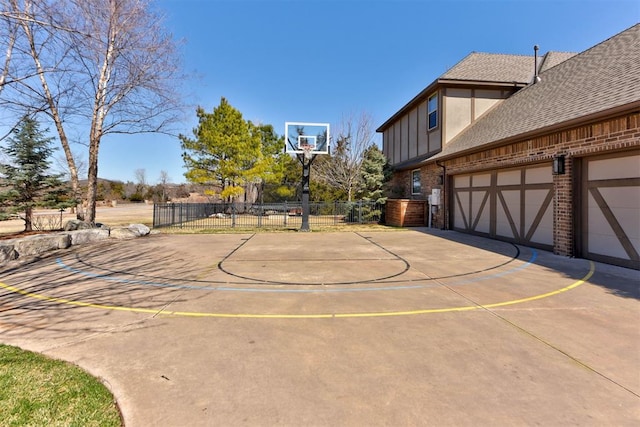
[{"x1": 0, "y1": 229, "x2": 638, "y2": 426}]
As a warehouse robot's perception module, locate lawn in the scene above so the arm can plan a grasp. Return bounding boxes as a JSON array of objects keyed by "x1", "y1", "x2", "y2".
[{"x1": 0, "y1": 344, "x2": 122, "y2": 427}]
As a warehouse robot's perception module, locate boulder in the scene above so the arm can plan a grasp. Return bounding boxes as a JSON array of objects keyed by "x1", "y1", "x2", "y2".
[
  {"x1": 12, "y1": 234, "x2": 71, "y2": 257},
  {"x1": 64, "y1": 219, "x2": 94, "y2": 231},
  {"x1": 109, "y1": 227, "x2": 138, "y2": 240},
  {"x1": 65, "y1": 229, "x2": 110, "y2": 245},
  {"x1": 0, "y1": 243, "x2": 18, "y2": 264},
  {"x1": 128, "y1": 224, "x2": 150, "y2": 237}
]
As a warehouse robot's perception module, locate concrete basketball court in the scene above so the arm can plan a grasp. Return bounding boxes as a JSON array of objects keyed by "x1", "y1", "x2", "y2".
[{"x1": 0, "y1": 229, "x2": 638, "y2": 426}]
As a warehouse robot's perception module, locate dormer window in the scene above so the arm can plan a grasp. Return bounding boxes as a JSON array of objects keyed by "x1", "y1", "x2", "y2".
[{"x1": 428, "y1": 93, "x2": 438, "y2": 130}]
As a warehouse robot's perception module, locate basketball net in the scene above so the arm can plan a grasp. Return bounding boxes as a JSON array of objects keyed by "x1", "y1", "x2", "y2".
[{"x1": 301, "y1": 144, "x2": 314, "y2": 160}]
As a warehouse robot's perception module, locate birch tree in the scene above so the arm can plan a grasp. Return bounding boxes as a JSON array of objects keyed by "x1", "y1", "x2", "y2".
[{"x1": 0, "y1": 0, "x2": 183, "y2": 223}]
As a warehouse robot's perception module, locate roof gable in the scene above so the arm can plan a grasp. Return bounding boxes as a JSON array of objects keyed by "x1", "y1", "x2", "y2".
[{"x1": 430, "y1": 24, "x2": 640, "y2": 161}]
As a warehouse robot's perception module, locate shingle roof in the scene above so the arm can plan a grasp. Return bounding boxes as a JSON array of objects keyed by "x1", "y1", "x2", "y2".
[
  {"x1": 430, "y1": 24, "x2": 640, "y2": 161},
  {"x1": 539, "y1": 51, "x2": 576, "y2": 72},
  {"x1": 440, "y1": 52, "x2": 535, "y2": 83}
]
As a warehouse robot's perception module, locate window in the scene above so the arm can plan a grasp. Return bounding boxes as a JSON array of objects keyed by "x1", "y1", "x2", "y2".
[
  {"x1": 412, "y1": 169, "x2": 421, "y2": 195},
  {"x1": 428, "y1": 93, "x2": 438, "y2": 130}
]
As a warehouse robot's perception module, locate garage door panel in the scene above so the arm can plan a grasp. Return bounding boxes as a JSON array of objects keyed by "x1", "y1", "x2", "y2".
[
  {"x1": 454, "y1": 191, "x2": 470, "y2": 230},
  {"x1": 455, "y1": 175, "x2": 470, "y2": 187},
  {"x1": 526, "y1": 166, "x2": 553, "y2": 184},
  {"x1": 497, "y1": 169, "x2": 520, "y2": 186},
  {"x1": 471, "y1": 190, "x2": 490, "y2": 233},
  {"x1": 529, "y1": 203, "x2": 553, "y2": 245},
  {"x1": 525, "y1": 189, "x2": 553, "y2": 245},
  {"x1": 589, "y1": 187, "x2": 640, "y2": 258},
  {"x1": 472, "y1": 173, "x2": 491, "y2": 187},
  {"x1": 598, "y1": 186, "x2": 640, "y2": 212},
  {"x1": 496, "y1": 190, "x2": 520, "y2": 239},
  {"x1": 589, "y1": 156, "x2": 640, "y2": 180},
  {"x1": 583, "y1": 151, "x2": 640, "y2": 269},
  {"x1": 587, "y1": 199, "x2": 628, "y2": 259}
]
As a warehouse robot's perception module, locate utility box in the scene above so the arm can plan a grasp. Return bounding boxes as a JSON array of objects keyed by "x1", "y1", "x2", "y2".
[{"x1": 431, "y1": 188, "x2": 441, "y2": 206}]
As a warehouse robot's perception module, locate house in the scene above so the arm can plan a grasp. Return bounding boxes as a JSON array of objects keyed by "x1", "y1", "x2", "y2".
[{"x1": 378, "y1": 24, "x2": 640, "y2": 270}]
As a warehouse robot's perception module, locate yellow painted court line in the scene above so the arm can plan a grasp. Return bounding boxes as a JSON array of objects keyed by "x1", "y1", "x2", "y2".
[{"x1": 0, "y1": 261, "x2": 595, "y2": 319}]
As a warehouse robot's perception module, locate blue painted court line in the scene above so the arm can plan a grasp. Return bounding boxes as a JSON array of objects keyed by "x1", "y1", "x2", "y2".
[{"x1": 54, "y1": 248, "x2": 536, "y2": 294}]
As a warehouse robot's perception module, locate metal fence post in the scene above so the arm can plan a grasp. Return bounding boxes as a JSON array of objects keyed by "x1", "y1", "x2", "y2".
[{"x1": 284, "y1": 201, "x2": 288, "y2": 227}]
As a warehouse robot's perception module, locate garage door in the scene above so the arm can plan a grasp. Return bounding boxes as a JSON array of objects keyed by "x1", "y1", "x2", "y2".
[
  {"x1": 580, "y1": 151, "x2": 640, "y2": 269},
  {"x1": 452, "y1": 164, "x2": 554, "y2": 250}
]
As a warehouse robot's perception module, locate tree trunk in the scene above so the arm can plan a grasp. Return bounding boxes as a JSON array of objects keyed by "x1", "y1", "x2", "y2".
[
  {"x1": 85, "y1": 138, "x2": 100, "y2": 224},
  {"x1": 24, "y1": 206, "x2": 32, "y2": 231}
]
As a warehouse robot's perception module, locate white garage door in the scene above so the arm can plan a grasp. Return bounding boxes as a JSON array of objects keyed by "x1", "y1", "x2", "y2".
[
  {"x1": 581, "y1": 151, "x2": 640, "y2": 269},
  {"x1": 452, "y1": 164, "x2": 554, "y2": 249}
]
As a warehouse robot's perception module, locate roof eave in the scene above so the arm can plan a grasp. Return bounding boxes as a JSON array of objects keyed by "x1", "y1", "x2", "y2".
[{"x1": 425, "y1": 101, "x2": 640, "y2": 164}]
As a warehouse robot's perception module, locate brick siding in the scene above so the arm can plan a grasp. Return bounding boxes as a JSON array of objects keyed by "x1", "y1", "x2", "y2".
[{"x1": 385, "y1": 199, "x2": 427, "y2": 227}]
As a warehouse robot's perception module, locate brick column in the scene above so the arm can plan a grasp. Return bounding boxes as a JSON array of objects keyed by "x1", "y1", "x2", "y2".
[{"x1": 553, "y1": 156, "x2": 574, "y2": 256}]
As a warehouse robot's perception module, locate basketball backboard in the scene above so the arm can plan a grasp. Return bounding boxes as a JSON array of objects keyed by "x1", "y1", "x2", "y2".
[{"x1": 285, "y1": 122, "x2": 330, "y2": 155}]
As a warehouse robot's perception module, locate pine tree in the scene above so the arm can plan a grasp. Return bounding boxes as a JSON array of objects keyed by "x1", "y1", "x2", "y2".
[
  {"x1": 357, "y1": 145, "x2": 390, "y2": 221},
  {"x1": 0, "y1": 117, "x2": 72, "y2": 231},
  {"x1": 180, "y1": 98, "x2": 272, "y2": 201},
  {"x1": 359, "y1": 145, "x2": 389, "y2": 203}
]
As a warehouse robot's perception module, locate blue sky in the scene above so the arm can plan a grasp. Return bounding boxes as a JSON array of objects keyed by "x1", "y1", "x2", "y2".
[{"x1": 96, "y1": 0, "x2": 639, "y2": 184}]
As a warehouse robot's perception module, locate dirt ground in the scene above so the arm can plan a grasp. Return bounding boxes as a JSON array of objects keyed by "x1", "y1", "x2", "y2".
[{"x1": 0, "y1": 203, "x2": 154, "y2": 236}]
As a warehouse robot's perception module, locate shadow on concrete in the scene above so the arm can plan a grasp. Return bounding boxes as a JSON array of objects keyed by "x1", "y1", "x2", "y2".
[
  {"x1": 0, "y1": 237, "x2": 208, "y2": 341},
  {"x1": 414, "y1": 228, "x2": 639, "y2": 301}
]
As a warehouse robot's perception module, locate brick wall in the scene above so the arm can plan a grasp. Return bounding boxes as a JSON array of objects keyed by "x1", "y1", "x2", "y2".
[
  {"x1": 385, "y1": 199, "x2": 427, "y2": 227},
  {"x1": 387, "y1": 111, "x2": 640, "y2": 255}
]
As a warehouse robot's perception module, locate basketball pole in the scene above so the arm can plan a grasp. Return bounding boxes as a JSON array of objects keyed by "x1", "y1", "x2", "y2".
[{"x1": 299, "y1": 153, "x2": 315, "y2": 232}]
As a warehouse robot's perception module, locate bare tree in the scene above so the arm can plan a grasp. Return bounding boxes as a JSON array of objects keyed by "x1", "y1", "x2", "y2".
[
  {"x1": 158, "y1": 169, "x2": 170, "y2": 202},
  {"x1": 134, "y1": 168, "x2": 147, "y2": 187},
  {"x1": 315, "y1": 112, "x2": 376, "y2": 201},
  {"x1": 0, "y1": 0, "x2": 184, "y2": 222}
]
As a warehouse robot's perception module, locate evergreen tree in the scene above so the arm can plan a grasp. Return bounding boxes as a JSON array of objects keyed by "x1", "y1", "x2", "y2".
[
  {"x1": 359, "y1": 144, "x2": 389, "y2": 203},
  {"x1": 357, "y1": 145, "x2": 390, "y2": 221},
  {"x1": 0, "y1": 117, "x2": 73, "y2": 231},
  {"x1": 180, "y1": 98, "x2": 273, "y2": 201}
]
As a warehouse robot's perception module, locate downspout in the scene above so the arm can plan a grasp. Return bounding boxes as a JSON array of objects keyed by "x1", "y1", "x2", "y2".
[{"x1": 436, "y1": 160, "x2": 447, "y2": 230}]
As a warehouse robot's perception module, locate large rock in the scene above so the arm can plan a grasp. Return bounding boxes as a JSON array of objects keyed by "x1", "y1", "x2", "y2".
[
  {"x1": 0, "y1": 243, "x2": 18, "y2": 264},
  {"x1": 128, "y1": 224, "x2": 150, "y2": 237},
  {"x1": 64, "y1": 220, "x2": 109, "y2": 231},
  {"x1": 12, "y1": 233, "x2": 71, "y2": 257},
  {"x1": 109, "y1": 224, "x2": 150, "y2": 240},
  {"x1": 109, "y1": 227, "x2": 138, "y2": 240},
  {"x1": 64, "y1": 229, "x2": 110, "y2": 245}
]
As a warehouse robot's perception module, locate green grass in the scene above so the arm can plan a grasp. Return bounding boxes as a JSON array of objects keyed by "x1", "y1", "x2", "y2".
[
  {"x1": 0, "y1": 344, "x2": 122, "y2": 427},
  {"x1": 157, "y1": 223, "x2": 408, "y2": 234}
]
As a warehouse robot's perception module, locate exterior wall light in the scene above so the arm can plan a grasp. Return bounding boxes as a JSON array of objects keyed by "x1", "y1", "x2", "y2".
[{"x1": 553, "y1": 155, "x2": 565, "y2": 175}]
